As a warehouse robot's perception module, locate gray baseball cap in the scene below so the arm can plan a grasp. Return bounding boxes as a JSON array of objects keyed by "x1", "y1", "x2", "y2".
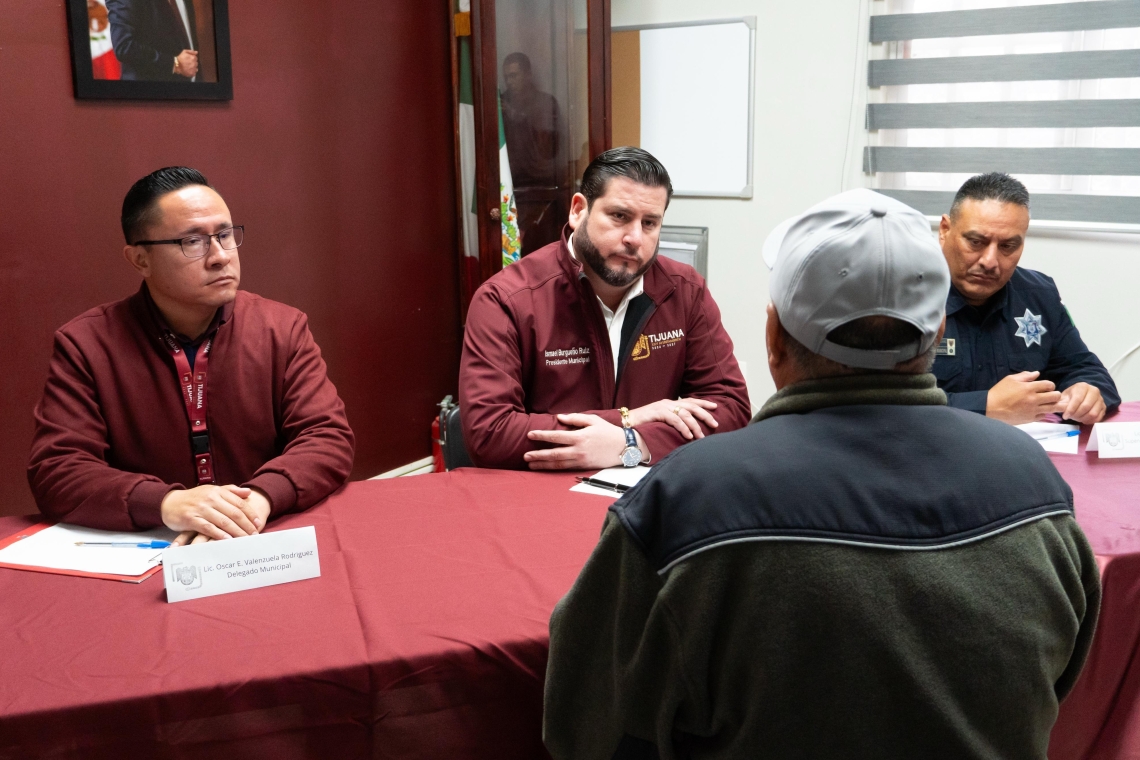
[{"x1": 763, "y1": 188, "x2": 950, "y2": 370}]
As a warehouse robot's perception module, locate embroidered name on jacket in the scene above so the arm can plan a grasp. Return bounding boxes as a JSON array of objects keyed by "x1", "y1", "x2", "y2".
[
  {"x1": 631, "y1": 329, "x2": 685, "y2": 361},
  {"x1": 545, "y1": 346, "x2": 591, "y2": 366}
]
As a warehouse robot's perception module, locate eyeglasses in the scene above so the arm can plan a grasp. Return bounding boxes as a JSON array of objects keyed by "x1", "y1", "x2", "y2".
[{"x1": 132, "y1": 226, "x2": 244, "y2": 259}]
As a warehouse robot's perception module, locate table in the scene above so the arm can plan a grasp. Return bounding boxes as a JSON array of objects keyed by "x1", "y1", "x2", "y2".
[
  {"x1": 0, "y1": 407, "x2": 1137, "y2": 760},
  {"x1": 0, "y1": 470, "x2": 609, "y2": 759},
  {"x1": 1048, "y1": 403, "x2": 1140, "y2": 760}
]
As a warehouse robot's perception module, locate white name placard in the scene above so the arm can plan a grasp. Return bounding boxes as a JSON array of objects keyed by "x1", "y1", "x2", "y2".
[
  {"x1": 162, "y1": 526, "x2": 320, "y2": 603},
  {"x1": 1086, "y1": 421, "x2": 1140, "y2": 459}
]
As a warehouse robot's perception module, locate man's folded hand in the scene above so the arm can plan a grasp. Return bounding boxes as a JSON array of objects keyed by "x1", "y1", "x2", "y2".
[
  {"x1": 525, "y1": 414, "x2": 630, "y2": 470},
  {"x1": 627, "y1": 397, "x2": 718, "y2": 440},
  {"x1": 985, "y1": 371, "x2": 1063, "y2": 425},
  {"x1": 1058, "y1": 382, "x2": 1106, "y2": 425},
  {"x1": 163, "y1": 484, "x2": 265, "y2": 543}
]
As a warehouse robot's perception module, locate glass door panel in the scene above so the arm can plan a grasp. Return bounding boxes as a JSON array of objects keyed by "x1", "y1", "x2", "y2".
[{"x1": 495, "y1": 0, "x2": 590, "y2": 255}]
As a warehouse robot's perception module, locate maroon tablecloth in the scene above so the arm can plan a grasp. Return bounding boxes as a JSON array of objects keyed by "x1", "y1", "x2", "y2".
[
  {"x1": 1, "y1": 409, "x2": 1137, "y2": 759},
  {"x1": 1049, "y1": 403, "x2": 1140, "y2": 760},
  {"x1": 0, "y1": 470, "x2": 608, "y2": 759}
]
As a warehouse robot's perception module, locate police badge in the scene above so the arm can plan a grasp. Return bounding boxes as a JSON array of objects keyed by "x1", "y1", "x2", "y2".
[{"x1": 1014, "y1": 309, "x2": 1047, "y2": 347}]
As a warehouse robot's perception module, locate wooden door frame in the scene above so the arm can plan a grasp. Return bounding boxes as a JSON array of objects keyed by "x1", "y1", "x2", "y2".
[
  {"x1": 470, "y1": 0, "x2": 503, "y2": 286},
  {"x1": 587, "y1": 0, "x2": 612, "y2": 159}
]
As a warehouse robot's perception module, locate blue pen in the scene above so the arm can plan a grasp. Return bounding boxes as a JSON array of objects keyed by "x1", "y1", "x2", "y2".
[
  {"x1": 74, "y1": 540, "x2": 172, "y2": 549},
  {"x1": 1032, "y1": 430, "x2": 1079, "y2": 441}
]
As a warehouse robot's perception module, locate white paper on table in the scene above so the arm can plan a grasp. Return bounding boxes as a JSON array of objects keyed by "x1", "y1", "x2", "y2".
[
  {"x1": 570, "y1": 465, "x2": 652, "y2": 497},
  {"x1": 1015, "y1": 422, "x2": 1080, "y2": 454},
  {"x1": 1087, "y1": 421, "x2": 1140, "y2": 458},
  {"x1": 0, "y1": 523, "x2": 177, "y2": 576}
]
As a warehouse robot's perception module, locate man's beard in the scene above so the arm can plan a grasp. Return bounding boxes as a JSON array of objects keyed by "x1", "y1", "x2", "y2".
[{"x1": 574, "y1": 215, "x2": 657, "y2": 288}]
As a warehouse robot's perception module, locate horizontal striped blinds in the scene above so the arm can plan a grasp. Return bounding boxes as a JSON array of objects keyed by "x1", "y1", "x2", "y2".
[
  {"x1": 871, "y1": 1, "x2": 1140, "y2": 42},
  {"x1": 866, "y1": 0, "x2": 1140, "y2": 224},
  {"x1": 876, "y1": 188, "x2": 1140, "y2": 222}
]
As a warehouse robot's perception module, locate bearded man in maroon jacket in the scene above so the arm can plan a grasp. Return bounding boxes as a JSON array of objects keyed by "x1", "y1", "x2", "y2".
[
  {"x1": 28, "y1": 167, "x2": 354, "y2": 545},
  {"x1": 460, "y1": 147, "x2": 751, "y2": 470}
]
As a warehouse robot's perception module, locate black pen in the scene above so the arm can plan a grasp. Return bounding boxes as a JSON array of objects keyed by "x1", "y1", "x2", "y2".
[{"x1": 575, "y1": 477, "x2": 629, "y2": 493}]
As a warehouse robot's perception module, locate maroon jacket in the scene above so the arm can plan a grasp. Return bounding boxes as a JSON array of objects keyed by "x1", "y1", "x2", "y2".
[
  {"x1": 28, "y1": 285, "x2": 355, "y2": 531},
  {"x1": 460, "y1": 236, "x2": 750, "y2": 469}
]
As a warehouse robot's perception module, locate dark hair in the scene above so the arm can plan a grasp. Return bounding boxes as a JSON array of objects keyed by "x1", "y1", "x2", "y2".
[
  {"x1": 580, "y1": 146, "x2": 673, "y2": 209},
  {"x1": 502, "y1": 52, "x2": 532, "y2": 72},
  {"x1": 828, "y1": 316, "x2": 921, "y2": 352},
  {"x1": 121, "y1": 167, "x2": 211, "y2": 244},
  {"x1": 783, "y1": 316, "x2": 934, "y2": 378},
  {"x1": 949, "y1": 172, "x2": 1030, "y2": 219}
]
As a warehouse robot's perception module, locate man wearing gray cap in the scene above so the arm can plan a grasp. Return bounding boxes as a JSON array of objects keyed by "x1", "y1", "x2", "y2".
[{"x1": 542, "y1": 189, "x2": 1100, "y2": 759}]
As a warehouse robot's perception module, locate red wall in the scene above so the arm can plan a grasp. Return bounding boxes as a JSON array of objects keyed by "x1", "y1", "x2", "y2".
[{"x1": 0, "y1": 2, "x2": 461, "y2": 516}]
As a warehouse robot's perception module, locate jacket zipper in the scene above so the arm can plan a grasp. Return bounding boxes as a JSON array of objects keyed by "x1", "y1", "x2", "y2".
[{"x1": 613, "y1": 301, "x2": 657, "y2": 406}]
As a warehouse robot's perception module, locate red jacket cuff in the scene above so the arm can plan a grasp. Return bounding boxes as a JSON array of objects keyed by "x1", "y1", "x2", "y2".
[
  {"x1": 566, "y1": 409, "x2": 623, "y2": 429},
  {"x1": 244, "y1": 472, "x2": 297, "y2": 516},
  {"x1": 595, "y1": 409, "x2": 624, "y2": 427},
  {"x1": 127, "y1": 480, "x2": 180, "y2": 530}
]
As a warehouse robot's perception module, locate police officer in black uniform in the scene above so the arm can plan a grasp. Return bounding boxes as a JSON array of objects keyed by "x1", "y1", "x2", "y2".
[{"x1": 933, "y1": 173, "x2": 1120, "y2": 425}]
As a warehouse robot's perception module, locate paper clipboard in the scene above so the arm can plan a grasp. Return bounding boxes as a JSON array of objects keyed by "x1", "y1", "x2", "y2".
[{"x1": 0, "y1": 522, "x2": 164, "y2": 584}]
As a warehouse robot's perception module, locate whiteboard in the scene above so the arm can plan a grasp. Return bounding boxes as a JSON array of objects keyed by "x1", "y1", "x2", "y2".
[{"x1": 615, "y1": 18, "x2": 755, "y2": 198}]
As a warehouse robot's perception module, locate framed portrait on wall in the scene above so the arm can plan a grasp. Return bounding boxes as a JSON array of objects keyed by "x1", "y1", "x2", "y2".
[{"x1": 66, "y1": 0, "x2": 233, "y2": 100}]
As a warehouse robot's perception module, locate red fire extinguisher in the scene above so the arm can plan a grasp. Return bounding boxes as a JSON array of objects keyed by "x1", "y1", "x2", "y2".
[{"x1": 431, "y1": 416, "x2": 445, "y2": 473}]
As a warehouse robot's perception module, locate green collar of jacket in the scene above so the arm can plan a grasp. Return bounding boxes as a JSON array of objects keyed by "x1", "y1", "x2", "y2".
[{"x1": 752, "y1": 372, "x2": 947, "y2": 423}]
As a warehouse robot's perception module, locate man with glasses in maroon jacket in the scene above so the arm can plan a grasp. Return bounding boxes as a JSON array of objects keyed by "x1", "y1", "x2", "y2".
[
  {"x1": 28, "y1": 167, "x2": 354, "y2": 545},
  {"x1": 460, "y1": 147, "x2": 751, "y2": 470}
]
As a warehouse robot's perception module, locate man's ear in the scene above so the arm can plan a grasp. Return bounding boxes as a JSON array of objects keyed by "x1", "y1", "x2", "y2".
[
  {"x1": 123, "y1": 244, "x2": 150, "y2": 278},
  {"x1": 766, "y1": 302, "x2": 786, "y2": 371},
  {"x1": 567, "y1": 192, "x2": 588, "y2": 232},
  {"x1": 938, "y1": 214, "x2": 952, "y2": 247},
  {"x1": 935, "y1": 315, "x2": 946, "y2": 345}
]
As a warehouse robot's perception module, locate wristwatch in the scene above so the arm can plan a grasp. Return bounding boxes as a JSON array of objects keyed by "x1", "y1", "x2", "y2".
[{"x1": 618, "y1": 407, "x2": 643, "y2": 468}]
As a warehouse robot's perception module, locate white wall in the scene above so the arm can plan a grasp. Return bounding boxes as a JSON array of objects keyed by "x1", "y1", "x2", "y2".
[{"x1": 613, "y1": 0, "x2": 1140, "y2": 409}]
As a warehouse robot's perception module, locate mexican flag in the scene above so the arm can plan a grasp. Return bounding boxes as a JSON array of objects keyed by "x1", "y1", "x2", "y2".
[
  {"x1": 457, "y1": 4, "x2": 478, "y2": 264},
  {"x1": 499, "y1": 94, "x2": 521, "y2": 268},
  {"x1": 88, "y1": 0, "x2": 121, "y2": 80}
]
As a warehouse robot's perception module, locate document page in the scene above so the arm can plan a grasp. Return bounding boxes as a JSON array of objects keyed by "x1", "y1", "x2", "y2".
[
  {"x1": 0, "y1": 523, "x2": 178, "y2": 577},
  {"x1": 571, "y1": 465, "x2": 652, "y2": 497},
  {"x1": 1015, "y1": 422, "x2": 1080, "y2": 454}
]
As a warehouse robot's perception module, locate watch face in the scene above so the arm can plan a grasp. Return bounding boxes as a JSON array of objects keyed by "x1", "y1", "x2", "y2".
[{"x1": 621, "y1": 447, "x2": 642, "y2": 467}]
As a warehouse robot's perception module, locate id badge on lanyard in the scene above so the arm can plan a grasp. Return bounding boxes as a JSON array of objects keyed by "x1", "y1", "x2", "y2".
[{"x1": 162, "y1": 332, "x2": 215, "y2": 485}]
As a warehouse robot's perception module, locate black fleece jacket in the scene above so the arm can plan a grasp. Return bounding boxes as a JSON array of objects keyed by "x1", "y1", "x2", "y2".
[{"x1": 544, "y1": 374, "x2": 1100, "y2": 760}]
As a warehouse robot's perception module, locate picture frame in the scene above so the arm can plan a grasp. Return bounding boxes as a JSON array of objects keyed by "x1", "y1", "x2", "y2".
[{"x1": 66, "y1": 0, "x2": 233, "y2": 101}]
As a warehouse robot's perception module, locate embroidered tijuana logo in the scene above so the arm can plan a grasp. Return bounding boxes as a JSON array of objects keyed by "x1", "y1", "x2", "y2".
[
  {"x1": 631, "y1": 329, "x2": 685, "y2": 361},
  {"x1": 545, "y1": 346, "x2": 591, "y2": 367},
  {"x1": 630, "y1": 335, "x2": 650, "y2": 361}
]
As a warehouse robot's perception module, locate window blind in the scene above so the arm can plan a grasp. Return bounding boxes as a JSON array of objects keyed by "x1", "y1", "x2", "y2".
[{"x1": 866, "y1": 0, "x2": 1140, "y2": 224}]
